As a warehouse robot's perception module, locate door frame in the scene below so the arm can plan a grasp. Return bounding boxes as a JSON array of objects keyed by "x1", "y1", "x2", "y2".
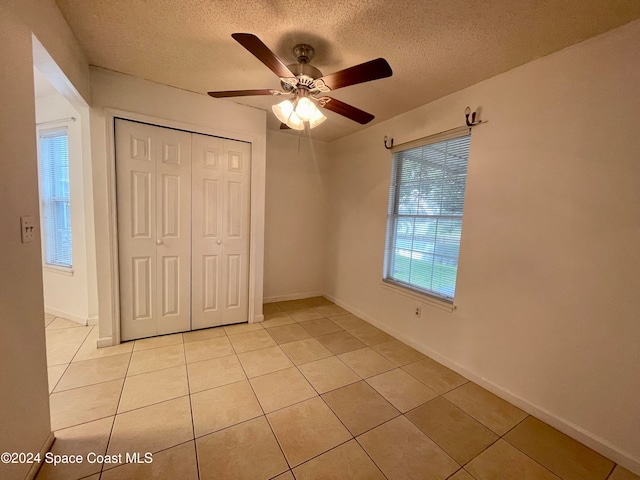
[{"x1": 100, "y1": 108, "x2": 265, "y2": 345}]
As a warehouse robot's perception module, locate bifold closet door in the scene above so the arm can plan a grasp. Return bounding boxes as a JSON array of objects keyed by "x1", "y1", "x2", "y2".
[
  {"x1": 191, "y1": 133, "x2": 251, "y2": 329},
  {"x1": 116, "y1": 119, "x2": 192, "y2": 341}
]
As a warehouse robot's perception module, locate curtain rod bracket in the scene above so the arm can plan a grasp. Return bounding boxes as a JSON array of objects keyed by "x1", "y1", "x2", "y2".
[{"x1": 465, "y1": 107, "x2": 481, "y2": 127}]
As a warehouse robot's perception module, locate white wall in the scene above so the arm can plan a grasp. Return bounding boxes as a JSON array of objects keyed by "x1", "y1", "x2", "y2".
[
  {"x1": 35, "y1": 91, "x2": 98, "y2": 324},
  {"x1": 324, "y1": 20, "x2": 640, "y2": 473},
  {"x1": 0, "y1": 1, "x2": 90, "y2": 479},
  {"x1": 264, "y1": 130, "x2": 329, "y2": 301},
  {"x1": 90, "y1": 68, "x2": 268, "y2": 344}
]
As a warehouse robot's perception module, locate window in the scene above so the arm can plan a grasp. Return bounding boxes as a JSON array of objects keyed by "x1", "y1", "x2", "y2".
[
  {"x1": 38, "y1": 127, "x2": 72, "y2": 268},
  {"x1": 384, "y1": 130, "x2": 471, "y2": 302}
]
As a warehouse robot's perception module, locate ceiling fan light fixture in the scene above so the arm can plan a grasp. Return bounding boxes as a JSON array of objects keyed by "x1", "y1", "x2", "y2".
[
  {"x1": 272, "y1": 96, "x2": 323, "y2": 130},
  {"x1": 308, "y1": 109, "x2": 327, "y2": 128},
  {"x1": 294, "y1": 96, "x2": 317, "y2": 121},
  {"x1": 209, "y1": 34, "x2": 393, "y2": 129},
  {"x1": 286, "y1": 111, "x2": 305, "y2": 130},
  {"x1": 272, "y1": 100, "x2": 295, "y2": 124}
]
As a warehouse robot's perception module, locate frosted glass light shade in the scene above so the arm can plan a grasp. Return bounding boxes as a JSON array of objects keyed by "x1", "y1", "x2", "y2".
[
  {"x1": 295, "y1": 97, "x2": 316, "y2": 121},
  {"x1": 272, "y1": 98, "x2": 325, "y2": 129},
  {"x1": 308, "y1": 109, "x2": 327, "y2": 128},
  {"x1": 272, "y1": 100, "x2": 294, "y2": 124},
  {"x1": 286, "y1": 112, "x2": 304, "y2": 130}
]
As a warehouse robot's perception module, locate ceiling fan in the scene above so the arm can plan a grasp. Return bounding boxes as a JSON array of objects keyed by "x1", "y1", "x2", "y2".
[{"x1": 207, "y1": 33, "x2": 393, "y2": 130}]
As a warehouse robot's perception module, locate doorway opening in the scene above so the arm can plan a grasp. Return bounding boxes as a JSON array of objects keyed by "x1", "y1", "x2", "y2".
[{"x1": 32, "y1": 36, "x2": 98, "y2": 329}]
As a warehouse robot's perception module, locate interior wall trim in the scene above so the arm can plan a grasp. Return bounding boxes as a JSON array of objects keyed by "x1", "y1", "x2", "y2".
[
  {"x1": 263, "y1": 290, "x2": 323, "y2": 303},
  {"x1": 44, "y1": 307, "x2": 88, "y2": 326},
  {"x1": 25, "y1": 432, "x2": 55, "y2": 480},
  {"x1": 96, "y1": 336, "x2": 113, "y2": 348}
]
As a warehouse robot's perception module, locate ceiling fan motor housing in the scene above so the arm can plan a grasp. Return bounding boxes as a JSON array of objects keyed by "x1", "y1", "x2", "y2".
[
  {"x1": 293, "y1": 43, "x2": 315, "y2": 64},
  {"x1": 283, "y1": 62, "x2": 324, "y2": 91}
]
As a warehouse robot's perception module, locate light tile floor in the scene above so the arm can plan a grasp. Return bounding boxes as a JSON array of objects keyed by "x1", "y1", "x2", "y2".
[{"x1": 39, "y1": 300, "x2": 639, "y2": 480}]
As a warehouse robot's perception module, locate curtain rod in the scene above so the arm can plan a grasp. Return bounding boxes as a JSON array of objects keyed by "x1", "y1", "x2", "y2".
[
  {"x1": 383, "y1": 107, "x2": 485, "y2": 150},
  {"x1": 36, "y1": 116, "x2": 76, "y2": 126}
]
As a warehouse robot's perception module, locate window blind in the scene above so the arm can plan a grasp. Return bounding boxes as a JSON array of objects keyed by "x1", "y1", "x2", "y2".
[
  {"x1": 38, "y1": 127, "x2": 72, "y2": 268},
  {"x1": 384, "y1": 131, "x2": 471, "y2": 302}
]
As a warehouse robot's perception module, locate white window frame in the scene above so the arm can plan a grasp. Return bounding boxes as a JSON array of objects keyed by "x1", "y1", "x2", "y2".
[
  {"x1": 37, "y1": 124, "x2": 73, "y2": 271},
  {"x1": 383, "y1": 127, "x2": 471, "y2": 304}
]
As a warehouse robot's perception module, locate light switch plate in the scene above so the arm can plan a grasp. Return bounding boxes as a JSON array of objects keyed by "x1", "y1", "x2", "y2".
[{"x1": 21, "y1": 216, "x2": 35, "y2": 243}]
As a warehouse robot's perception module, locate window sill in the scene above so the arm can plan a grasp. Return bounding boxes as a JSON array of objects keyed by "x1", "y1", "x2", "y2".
[
  {"x1": 380, "y1": 279, "x2": 456, "y2": 313},
  {"x1": 43, "y1": 264, "x2": 74, "y2": 276}
]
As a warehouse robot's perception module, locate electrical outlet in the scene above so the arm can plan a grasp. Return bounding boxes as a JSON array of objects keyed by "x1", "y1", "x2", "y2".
[
  {"x1": 21, "y1": 216, "x2": 35, "y2": 243},
  {"x1": 414, "y1": 306, "x2": 422, "y2": 318}
]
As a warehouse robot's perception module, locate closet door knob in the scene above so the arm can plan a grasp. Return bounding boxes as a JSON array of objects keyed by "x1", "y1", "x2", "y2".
[
  {"x1": 216, "y1": 240, "x2": 222, "y2": 245},
  {"x1": 156, "y1": 239, "x2": 163, "y2": 245}
]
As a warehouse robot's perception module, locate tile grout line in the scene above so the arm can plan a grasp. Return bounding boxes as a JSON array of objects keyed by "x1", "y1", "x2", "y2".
[
  {"x1": 50, "y1": 353, "x2": 133, "y2": 395},
  {"x1": 100, "y1": 338, "x2": 135, "y2": 477},
  {"x1": 101, "y1": 340, "x2": 197, "y2": 476},
  {"x1": 51, "y1": 355, "x2": 181, "y2": 397},
  {"x1": 291, "y1": 436, "x2": 389, "y2": 479},
  {"x1": 270, "y1": 306, "x2": 462, "y2": 478},
  {"x1": 51, "y1": 376, "x2": 125, "y2": 396},
  {"x1": 182, "y1": 340, "x2": 202, "y2": 480},
  {"x1": 405, "y1": 394, "x2": 497, "y2": 464},
  {"x1": 498, "y1": 438, "x2": 565, "y2": 479},
  {"x1": 257, "y1": 321, "x2": 341, "y2": 473},
  {"x1": 47, "y1": 325, "x2": 103, "y2": 422},
  {"x1": 46, "y1": 323, "x2": 94, "y2": 374},
  {"x1": 229, "y1": 332, "x2": 292, "y2": 478},
  {"x1": 316, "y1": 390, "x2": 391, "y2": 479},
  {"x1": 48, "y1": 362, "x2": 72, "y2": 395},
  {"x1": 68, "y1": 325, "x2": 104, "y2": 362},
  {"x1": 102, "y1": 393, "x2": 190, "y2": 418},
  {"x1": 395, "y1": 388, "x2": 527, "y2": 475},
  {"x1": 275, "y1": 328, "x2": 392, "y2": 479},
  {"x1": 353, "y1": 415, "x2": 402, "y2": 480},
  {"x1": 604, "y1": 464, "x2": 618, "y2": 480}
]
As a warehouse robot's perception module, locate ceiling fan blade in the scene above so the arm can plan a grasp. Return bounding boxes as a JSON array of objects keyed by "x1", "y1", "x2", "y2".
[
  {"x1": 319, "y1": 97, "x2": 375, "y2": 124},
  {"x1": 279, "y1": 123, "x2": 291, "y2": 130},
  {"x1": 207, "y1": 89, "x2": 277, "y2": 98},
  {"x1": 232, "y1": 33, "x2": 296, "y2": 79},
  {"x1": 316, "y1": 58, "x2": 392, "y2": 91}
]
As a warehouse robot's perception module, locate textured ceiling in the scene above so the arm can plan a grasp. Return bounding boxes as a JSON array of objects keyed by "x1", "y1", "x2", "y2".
[{"x1": 56, "y1": 0, "x2": 640, "y2": 142}]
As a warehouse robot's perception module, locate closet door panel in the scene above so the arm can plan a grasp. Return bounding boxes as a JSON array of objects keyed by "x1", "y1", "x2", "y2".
[
  {"x1": 117, "y1": 120, "x2": 158, "y2": 341},
  {"x1": 202, "y1": 255, "x2": 219, "y2": 312},
  {"x1": 221, "y1": 140, "x2": 251, "y2": 325},
  {"x1": 117, "y1": 119, "x2": 191, "y2": 340},
  {"x1": 156, "y1": 130, "x2": 192, "y2": 335},
  {"x1": 191, "y1": 134, "x2": 224, "y2": 329},
  {"x1": 119, "y1": 120, "x2": 251, "y2": 339}
]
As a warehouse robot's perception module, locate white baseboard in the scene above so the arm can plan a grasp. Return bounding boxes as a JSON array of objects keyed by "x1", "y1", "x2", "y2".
[
  {"x1": 87, "y1": 315, "x2": 99, "y2": 326},
  {"x1": 252, "y1": 314, "x2": 265, "y2": 324},
  {"x1": 44, "y1": 307, "x2": 88, "y2": 326},
  {"x1": 97, "y1": 336, "x2": 114, "y2": 348},
  {"x1": 263, "y1": 290, "x2": 323, "y2": 303},
  {"x1": 26, "y1": 432, "x2": 55, "y2": 480},
  {"x1": 322, "y1": 292, "x2": 640, "y2": 475}
]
